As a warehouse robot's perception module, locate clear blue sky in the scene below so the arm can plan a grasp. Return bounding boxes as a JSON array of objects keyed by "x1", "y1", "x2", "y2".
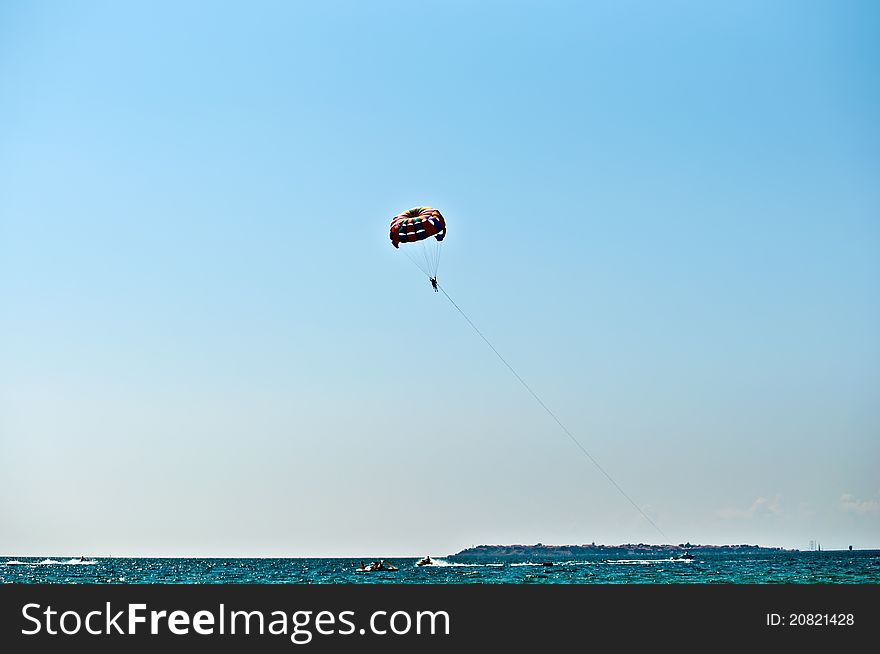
[{"x1": 1, "y1": 0, "x2": 878, "y2": 556}]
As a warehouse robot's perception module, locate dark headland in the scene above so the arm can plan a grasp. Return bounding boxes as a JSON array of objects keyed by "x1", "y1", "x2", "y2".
[{"x1": 448, "y1": 543, "x2": 792, "y2": 562}]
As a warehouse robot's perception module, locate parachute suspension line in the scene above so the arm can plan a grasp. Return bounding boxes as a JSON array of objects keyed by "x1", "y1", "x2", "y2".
[
  {"x1": 402, "y1": 245, "x2": 430, "y2": 279},
  {"x1": 402, "y1": 245, "x2": 440, "y2": 291},
  {"x1": 401, "y1": 239, "x2": 443, "y2": 281},
  {"x1": 427, "y1": 243, "x2": 441, "y2": 280},
  {"x1": 434, "y1": 239, "x2": 442, "y2": 275},
  {"x1": 436, "y1": 283, "x2": 671, "y2": 545},
  {"x1": 422, "y1": 241, "x2": 433, "y2": 277}
]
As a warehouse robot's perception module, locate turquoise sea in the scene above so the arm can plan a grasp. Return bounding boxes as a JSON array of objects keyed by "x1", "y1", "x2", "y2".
[{"x1": 3, "y1": 550, "x2": 879, "y2": 584}]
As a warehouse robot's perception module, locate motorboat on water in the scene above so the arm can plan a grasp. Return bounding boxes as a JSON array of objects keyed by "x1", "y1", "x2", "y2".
[
  {"x1": 356, "y1": 560, "x2": 398, "y2": 572},
  {"x1": 671, "y1": 551, "x2": 694, "y2": 561},
  {"x1": 416, "y1": 556, "x2": 434, "y2": 567}
]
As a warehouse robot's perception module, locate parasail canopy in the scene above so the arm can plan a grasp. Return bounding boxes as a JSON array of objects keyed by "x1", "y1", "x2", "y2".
[
  {"x1": 389, "y1": 207, "x2": 446, "y2": 248},
  {"x1": 389, "y1": 206, "x2": 446, "y2": 279}
]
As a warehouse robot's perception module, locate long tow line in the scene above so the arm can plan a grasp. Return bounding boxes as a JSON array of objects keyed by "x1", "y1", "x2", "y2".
[{"x1": 435, "y1": 280, "x2": 671, "y2": 545}]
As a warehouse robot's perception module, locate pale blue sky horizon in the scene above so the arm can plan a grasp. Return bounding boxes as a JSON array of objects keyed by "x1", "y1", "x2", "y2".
[{"x1": 1, "y1": 0, "x2": 878, "y2": 556}]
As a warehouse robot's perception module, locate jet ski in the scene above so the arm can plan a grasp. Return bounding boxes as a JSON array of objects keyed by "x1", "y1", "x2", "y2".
[{"x1": 416, "y1": 556, "x2": 434, "y2": 567}]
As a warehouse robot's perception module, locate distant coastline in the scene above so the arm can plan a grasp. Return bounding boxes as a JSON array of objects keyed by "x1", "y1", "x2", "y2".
[{"x1": 448, "y1": 543, "x2": 793, "y2": 561}]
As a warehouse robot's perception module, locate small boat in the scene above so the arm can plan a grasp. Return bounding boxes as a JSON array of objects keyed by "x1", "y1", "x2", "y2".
[
  {"x1": 356, "y1": 560, "x2": 398, "y2": 572},
  {"x1": 541, "y1": 561, "x2": 554, "y2": 567},
  {"x1": 671, "y1": 551, "x2": 694, "y2": 561},
  {"x1": 416, "y1": 556, "x2": 434, "y2": 567}
]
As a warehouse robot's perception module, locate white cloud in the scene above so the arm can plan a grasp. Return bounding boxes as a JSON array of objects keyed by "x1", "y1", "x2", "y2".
[
  {"x1": 839, "y1": 493, "x2": 880, "y2": 515},
  {"x1": 717, "y1": 496, "x2": 782, "y2": 520}
]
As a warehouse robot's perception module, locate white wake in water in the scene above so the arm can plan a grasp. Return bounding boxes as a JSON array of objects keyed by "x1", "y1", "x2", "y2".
[
  {"x1": 6, "y1": 558, "x2": 97, "y2": 566},
  {"x1": 415, "y1": 560, "x2": 505, "y2": 568}
]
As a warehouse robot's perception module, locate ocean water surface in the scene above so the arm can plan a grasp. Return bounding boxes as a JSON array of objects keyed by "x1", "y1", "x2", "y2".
[{"x1": 3, "y1": 550, "x2": 879, "y2": 584}]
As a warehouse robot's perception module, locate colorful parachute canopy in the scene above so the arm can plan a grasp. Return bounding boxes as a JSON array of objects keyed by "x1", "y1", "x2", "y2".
[{"x1": 389, "y1": 207, "x2": 446, "y2": 249}]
